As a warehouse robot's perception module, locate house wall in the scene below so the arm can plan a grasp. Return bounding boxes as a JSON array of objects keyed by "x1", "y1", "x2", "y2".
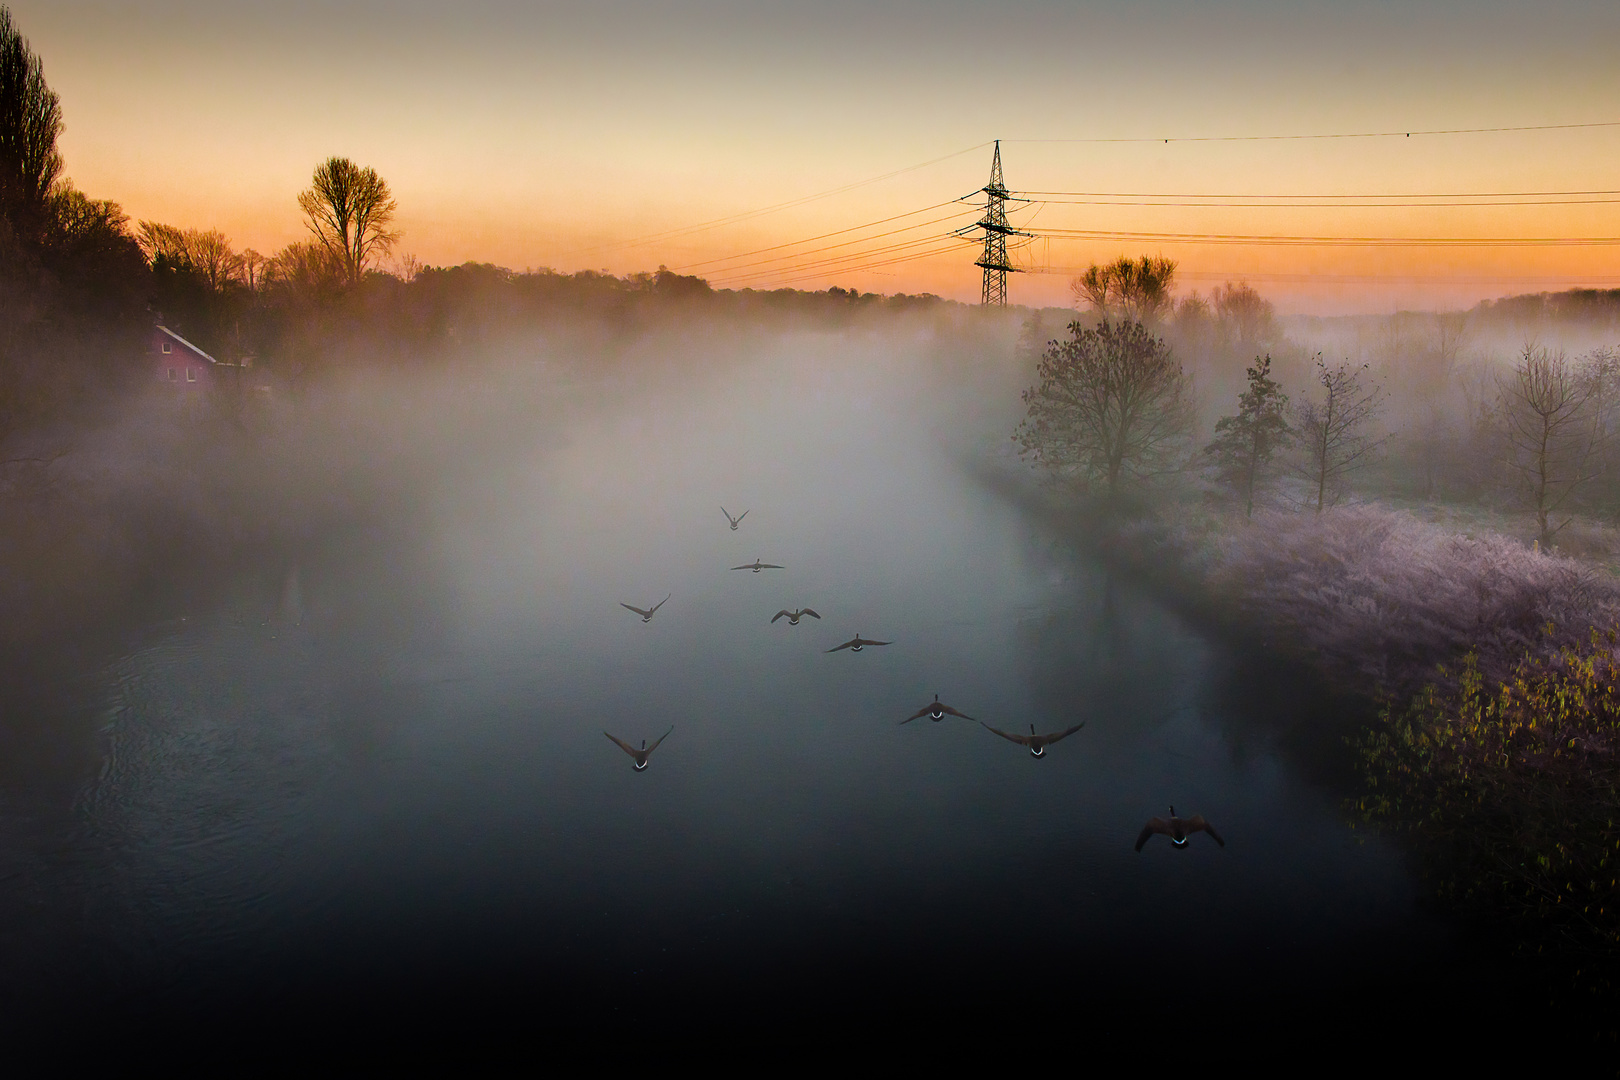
[{"x1": 149, "y1": 327, "x2": 214, "y2": 389}]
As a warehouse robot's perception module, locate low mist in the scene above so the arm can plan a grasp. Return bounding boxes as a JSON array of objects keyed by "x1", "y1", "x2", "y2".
[{"x1": 0, "y1": 304, "x2": 1447, "y2": 1039}]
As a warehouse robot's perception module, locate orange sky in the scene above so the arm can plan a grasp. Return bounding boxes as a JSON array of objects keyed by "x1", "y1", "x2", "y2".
[{"x1": 12, "y1": 0, "x2": 1620, "y2": 313}]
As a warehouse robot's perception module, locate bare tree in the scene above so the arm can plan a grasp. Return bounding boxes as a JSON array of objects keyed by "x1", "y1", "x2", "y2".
[
  {"x1": 1497, "y1": 344, "x2": 1599, "y2": 548},
  {"x1": 1015, "y1": 319, "x2": 1195, "y2": 500},
  {"x1": 239, "y1": 248, "x2": 266, "y2": 292},
  {"x1": 1292, "y1": 355, "x2": 1386, "y2": 513},
  {"x1": 186, "y1": 229, "x2": 240, "y2": 291},
  {"x1": 0, "y1": 6, "x2": 62, "y2": 239},
  {"x1": 1070, "y1": 256, "x2": 1177, "y2": 325},
  {"x1": 1581, "y1": 346, "x2": 1619, "y2": 491},
  {"x1": 297, "y1": 156, "x2": 399, "y2": 287},
  {"x1": 137, "y1": 220, "x2": 243, "y2": 290},
  {"x1": 1212, "y1": 281, "x2": 1275, "y2": 348},
  {"x1": 264, "y1": 239, "x2": 340, "y2": 299},
  {"x1": 136, "y1": 219, "x2": 178, "y2": 259},
  {"x1": 1402, "y1": 312, "x2": 1470, "y2": 501}
]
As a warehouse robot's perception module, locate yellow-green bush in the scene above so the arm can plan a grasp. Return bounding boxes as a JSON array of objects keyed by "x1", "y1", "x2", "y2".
[{"x1": 1358, "y1": 627, "x2": 1620, "y2": 954}]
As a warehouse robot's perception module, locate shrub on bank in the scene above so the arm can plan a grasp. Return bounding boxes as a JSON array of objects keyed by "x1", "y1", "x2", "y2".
[
  {"x1": 1357, "y1": 630, "x2": 1620, "y2": 957},
  {"x1": 1211, "y1": 505, "x2": 1620, "y2": 699}
]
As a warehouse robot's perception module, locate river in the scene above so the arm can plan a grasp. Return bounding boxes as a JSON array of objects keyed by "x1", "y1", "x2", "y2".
[{"x1": 0, "y1": 323, "x2": 1453, "y2": 1043}]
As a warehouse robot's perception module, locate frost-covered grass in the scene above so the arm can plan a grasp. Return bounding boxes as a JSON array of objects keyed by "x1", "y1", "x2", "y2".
[{"x1": 1204, "y1": 504, "x2": 1620, "y2": 700}]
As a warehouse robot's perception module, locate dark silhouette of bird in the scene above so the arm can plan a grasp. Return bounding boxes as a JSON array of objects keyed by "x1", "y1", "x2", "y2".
[
  {"x1": 604, "y1": 727, "x2": 673, "y2": 771},
  {"x1": 1135, "y1": 806, "x2": 1224, "y2": 851},
  {"x1": 901, "y1": 694, "x2": 976, "y2": 724},
  {"x1": 722, "y1": 507, "x2": 749, "y2": 531},
  {"x1": 981, "y1": 721, "x2": 1085, "y2": 757},
  {"x1": 827, "y1": 633, "x2": 891, "y2": 653},
  {"x1": 619, "y1": 594, "x2": 670, "y2": 623},
  {"x1": 771, "y1": 608, "x2": 821, "y2": 625},
  {"x1": 731, "y1": 559, "x2": 783, "y2": 573}
]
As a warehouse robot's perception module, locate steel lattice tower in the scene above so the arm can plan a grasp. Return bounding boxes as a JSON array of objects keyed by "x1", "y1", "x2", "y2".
[{"x1": 971, "y1": 141, "x2": 1027, "y2": 306}]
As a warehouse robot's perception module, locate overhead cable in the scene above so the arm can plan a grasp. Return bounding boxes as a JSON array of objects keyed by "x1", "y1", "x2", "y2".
[
  {"x1": 670, "y1": 199, "x2": 971, "y2": 272},
  {"x1": 1032, "y1": 228, "x2": 1620, "y2": 247},
  {"x1": 1004, "y1": 121, "x2": 1620, "y2": 144},
  {"x1": 554, "y1": 142, "x2": 990, "y2": 262}
]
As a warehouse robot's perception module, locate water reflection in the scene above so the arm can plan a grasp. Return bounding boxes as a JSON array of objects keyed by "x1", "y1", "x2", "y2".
[{"x1": 0, "y1": 331, "x2": 1431, "y2": 1034}]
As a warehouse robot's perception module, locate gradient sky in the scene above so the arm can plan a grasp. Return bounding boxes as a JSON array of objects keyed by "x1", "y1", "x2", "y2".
[{"x1": 13, "y1": 0, "x2": 1620, "y2": 312}]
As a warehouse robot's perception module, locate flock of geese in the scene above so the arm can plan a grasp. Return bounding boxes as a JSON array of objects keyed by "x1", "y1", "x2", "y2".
[{"x1": 605, "y1": 506, "x2": 1224, "y2": 853}]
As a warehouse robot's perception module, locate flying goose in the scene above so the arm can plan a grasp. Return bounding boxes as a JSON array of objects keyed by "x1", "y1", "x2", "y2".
[
  {"x1": 731, "y1": 559, "x2": 783, "y2": 573},
  {"x1": 981, "y1": 721, "x2": 1085, "y2": 758},
  {"x1": 827, "y1": 633, "x2": 891, "y2": 653},
  {"x1": 771, "y1": 608, "x2": 821, "y2": 625},
  {"x1": 619, "y1": 594, "x2": 670, "y2": 623},
  {"x1": 721, "y1": 507, "x2": 749, "y2": 531},
  {"x1": 604, "y1": 727, "x2": 674, "y2": 771},
  {"x1": 901, "y1": 694, "x2": 976, "y2": 724},
  {"x1": 1135, "y1": 806, "x2": 1224, "y2": 851}
]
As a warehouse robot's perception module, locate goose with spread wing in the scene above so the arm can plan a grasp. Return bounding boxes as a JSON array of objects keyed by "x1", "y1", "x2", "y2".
[
  {"x1": 771, "y1": 608, "x2": 820, "y2": 625},
  {"x1": 731, "y1": 559, "x2": 783, "y2": 573},
  {"x1": 721, "y1": 507, "x2": 749, "y2": 531},
  {"x1": 827, "y1": 633, "x2": 891, "y2": 653},
  {"x1": 619, "y1": 594, "x2": 670, "y2": 623},
  {"x1": 901, "y1": 694, "x2": 976, "y2": 724},
  {"x1": 981, "y1": 721, "x2": 1085, "y2": 758},
  {"x1": 604, "y1": 727, "x2": 674, "y2": 771},
  {"x1": 1135, "y1": 806, "x2": 1224, "y2": 851}
]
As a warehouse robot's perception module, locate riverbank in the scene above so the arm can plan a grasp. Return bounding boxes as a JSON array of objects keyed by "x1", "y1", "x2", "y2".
[
  {"x1": 991, "y1": 466, "x2": 1620, "y2": 988},
  {"x1": 999, "y1": 475, "x2": 1620, "y2": 707}
]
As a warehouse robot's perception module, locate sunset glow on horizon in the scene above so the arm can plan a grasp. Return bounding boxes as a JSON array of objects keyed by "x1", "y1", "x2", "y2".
[{"x1": 15, "y1": 0, "x2": 1620, "y2": 313}]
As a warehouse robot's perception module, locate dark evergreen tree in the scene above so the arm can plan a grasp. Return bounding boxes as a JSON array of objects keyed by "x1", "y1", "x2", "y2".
[
  {"x1": 0, "y1": 5, "x2": 62, "y2": 243},
  {"x1": 1205, "y1": 354, "x2": 1291, "y2": 517}
]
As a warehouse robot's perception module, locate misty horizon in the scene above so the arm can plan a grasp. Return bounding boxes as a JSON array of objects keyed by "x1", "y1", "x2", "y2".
[{"x1": 4, "y1": 0, "x2": 1620, "y2": 1056}]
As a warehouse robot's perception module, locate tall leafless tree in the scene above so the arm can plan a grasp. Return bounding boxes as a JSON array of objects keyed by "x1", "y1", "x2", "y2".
[
  {"x1": 1498, "y1": 345, "x2": 1599, "y2": 548},
  {"x1": 1015, "y1": 319, "x2": 1195, "y2": 500},
  {"x1": 238, "y1": 248, "x2": 266, "y2": 292},
  {"x1": 297, "y1": 156, "x2": 399, "y2": 288},
  {"x1": 1292, "y1": 355, "x2": 1386, "y2": 514},
  {"x1": 1071, "y1": 256, "x2": 1177, "y2": 325},
  {"x1": 1211, "y1": 281, "x2": 1275, "y2": 349}
]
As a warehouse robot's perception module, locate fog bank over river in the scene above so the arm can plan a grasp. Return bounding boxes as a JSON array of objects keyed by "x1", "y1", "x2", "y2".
[{"x1": 0, "y1": 321, "x2": 1444, "y2": 1037}]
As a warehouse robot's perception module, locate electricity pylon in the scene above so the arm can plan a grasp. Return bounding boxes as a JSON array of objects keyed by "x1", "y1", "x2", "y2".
[{"x1": 961, "y1": 141, "x2": 1029, "y2": 306}]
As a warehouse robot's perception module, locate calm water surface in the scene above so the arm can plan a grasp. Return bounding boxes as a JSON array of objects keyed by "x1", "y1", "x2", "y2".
[{"x1": 0, "y1": 336, "x2": 1440, "y2": 1037}]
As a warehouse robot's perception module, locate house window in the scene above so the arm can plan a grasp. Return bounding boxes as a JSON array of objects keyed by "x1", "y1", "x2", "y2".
[
  {"x1": 167, "y1": 368, "x2": 177, "y2": 380},
  {"x1": 162, "y1": 342, "x2": 172, "y2": 353},
  {"x1": 186, "y1": 368, "x2": 196, "y2": 382}
]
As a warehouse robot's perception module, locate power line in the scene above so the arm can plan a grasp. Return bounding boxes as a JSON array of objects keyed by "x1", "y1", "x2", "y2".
[
  {"x1": 553, "y1": 143, "x2": 990, "y2": 263},
  {"x1": 1028, "y1": 266, "x2": 1620, "y2": 286},
  {"x1": 1004, "y1": 120, "x2": 1620, "y2": 144},
  {"x1": 670, "y1": 199, "x2": 971, "y2": 273},
  {"x1": 709, "y1": 228, "x2": 964, "y2": 284},
  {"x1": 709, "y1": 233, "x2": 962, "y2": 287},
  {"x1": 740, "y1": 242, "x2": 967, "y2": 289},
  {"x1": 1019, "y1": 188, "x2": 1620, "y2": 199},
  {"x1": 1023, "y1": 196, "x2": 1620, "y2": 208},
  {"x1": 694, "y1": 210, "x2": 975, "y2": 280},
  {"x1": 1032, "y1": 228, "x2": 1620, "y2": 247}
]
